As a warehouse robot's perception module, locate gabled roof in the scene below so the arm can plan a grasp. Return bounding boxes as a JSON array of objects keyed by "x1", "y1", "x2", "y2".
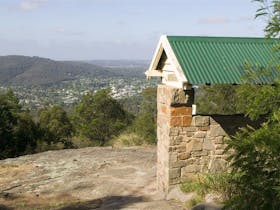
[{"x1": 146, "y1": 35, "x2": 280, "y2": 85}]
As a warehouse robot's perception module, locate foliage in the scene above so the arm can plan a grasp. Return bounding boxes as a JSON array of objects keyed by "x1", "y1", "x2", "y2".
[
  {"x1": 129, "y1": 87, "x2": 157, "y2": 144},
  {"x1": 0, "y1": 90, "x2": 38, "y2": 159},
  {"x1": 235, "y1": 82, "x2": 280, "y2": 120},
  {"x1": 224, "y1": 117, "x2": 280, "y2": 209},
  {"x1": 35, "y1": 140, "x2": 65, "y2": 152},
  {"x1": 181, "y1": 173, "x2": 239, "y2": 202},
  {"x1": 255, "y1": 0, "x2": 280, "y2": 38},
  {"x1": 196, "y1": 84, "x2": 240, "y2": 115},
  {"x1": 74, "y1": 88, "x2": 132, "y2": 145},
  {"x1": 38, "y1": 105, "x2": 74, "y2": 147},
  {"x1": 195, "y1": 82, "x2": 280, "y2": 117},
  {"x1": 119, "y1": 95, "x2": 142, "y2": 115}
]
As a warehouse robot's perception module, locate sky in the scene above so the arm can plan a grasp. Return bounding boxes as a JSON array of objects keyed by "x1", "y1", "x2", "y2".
[{"x1": 0, "y1": 0, "x2": 267, "y2": 60}]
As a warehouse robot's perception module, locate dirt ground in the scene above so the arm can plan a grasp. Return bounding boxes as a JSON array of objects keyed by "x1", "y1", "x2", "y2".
[{"x1": 0, "y1": 146, "x2": 186, "y2": 210}]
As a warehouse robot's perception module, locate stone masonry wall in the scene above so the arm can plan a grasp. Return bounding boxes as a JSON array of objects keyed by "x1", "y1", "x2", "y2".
[
  {"x1": 157, "y1": 85, "x2": 257, "y2": 194},
  {"x1": 174, "y1": 115, "x2": 229, "y2": 181}
]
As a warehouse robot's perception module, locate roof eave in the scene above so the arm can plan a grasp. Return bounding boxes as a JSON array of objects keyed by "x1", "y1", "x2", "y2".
[{"x1": 145, "y1": 35, "x2": 189, "y2": 87}]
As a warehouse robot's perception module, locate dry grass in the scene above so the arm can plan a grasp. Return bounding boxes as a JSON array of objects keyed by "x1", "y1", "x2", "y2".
[
  {"x1": 110, "y1": 132, "x2": 147, "y2": 147},
  {"x1": 71, "y1": 136, "x2": 94, "y2": 148},
  {"x1": 0, "y1": 164, "x2": 34, "y2": 185},
  {"x1": 0, "y1": 193, "x2": 82, "y2": 210}
]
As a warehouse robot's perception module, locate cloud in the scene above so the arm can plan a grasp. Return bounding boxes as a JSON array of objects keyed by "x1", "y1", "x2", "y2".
[
  {"x1": 197, "y1": 16, "x2": 231, "y2": 25},
  {"x1": 19, "y1": 0, "x2": 48, "y2": 11}
]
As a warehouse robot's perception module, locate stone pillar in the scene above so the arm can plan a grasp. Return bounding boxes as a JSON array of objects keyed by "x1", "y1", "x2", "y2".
[{"x1": 157, "y1": 84, "x2": 194, "y2": 194}]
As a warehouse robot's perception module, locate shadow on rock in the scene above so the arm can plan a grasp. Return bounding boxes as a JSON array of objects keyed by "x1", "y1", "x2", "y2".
[
  {"x1": 191, "y1": 203, "x2": 223, "y2": 210},
  {"x1": 0, "y1": 204, "x2": 13, "y2": 210},
  {"x1": 59, "y1": 195, "x2": 146, "y2": 210}
]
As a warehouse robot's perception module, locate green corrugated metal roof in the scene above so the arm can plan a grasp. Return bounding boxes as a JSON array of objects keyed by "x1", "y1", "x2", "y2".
[{"x1": 167, "y1": 36, "x2": 280, "y2": 84}]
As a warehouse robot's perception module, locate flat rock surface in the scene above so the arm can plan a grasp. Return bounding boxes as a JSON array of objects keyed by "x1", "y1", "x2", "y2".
[{"x1": 0, "y1": 146, "x2": 186, "y2": 210}]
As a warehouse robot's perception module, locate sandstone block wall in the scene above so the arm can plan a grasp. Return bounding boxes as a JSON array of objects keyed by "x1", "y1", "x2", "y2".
[{"x1": 169, "y1": 115, "x2": 229, "y2": 183}]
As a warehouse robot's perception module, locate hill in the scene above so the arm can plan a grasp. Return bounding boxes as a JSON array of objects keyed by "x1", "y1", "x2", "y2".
[
  {"x1": 0, "y1": 56, "x2": 148, "y2": 86},
  {"x1": 84, "y1": 60, "x2": 149, "y2": 77},
  {"x1": 84, "y1": 59, "x2": 149, "y2": 68}
]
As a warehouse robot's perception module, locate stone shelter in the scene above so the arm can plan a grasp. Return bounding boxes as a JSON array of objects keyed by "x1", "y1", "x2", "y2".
[{"x1": 145, "y1": 35, "x2": 280, "y2": 194}]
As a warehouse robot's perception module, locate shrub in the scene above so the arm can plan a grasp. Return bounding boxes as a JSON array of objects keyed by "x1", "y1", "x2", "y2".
[
  {"x1": 224, "y1": 120, "x2": 280, "y2": 209},
  {"x1": 36, "y1": 140, "x2": 65, "y2": 152},
  {"x1": 109, "y1": 132, "x2": 147, "y2": 147}
]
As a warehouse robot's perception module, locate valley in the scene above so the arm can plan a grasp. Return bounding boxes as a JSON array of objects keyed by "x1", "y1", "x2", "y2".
[{"x1": 0, "y1": 56, "x2": 159, "y2": 110}]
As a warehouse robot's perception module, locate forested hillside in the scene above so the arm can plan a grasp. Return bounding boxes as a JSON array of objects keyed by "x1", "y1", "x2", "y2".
[{"x1": 0, "y1": 55, "x2": 149, "y2": 86}]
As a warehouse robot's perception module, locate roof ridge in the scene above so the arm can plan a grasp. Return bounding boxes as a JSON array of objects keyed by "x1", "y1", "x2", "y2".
[{"x1": 167, "y1": 36, "x2": 279, "y2": 43}]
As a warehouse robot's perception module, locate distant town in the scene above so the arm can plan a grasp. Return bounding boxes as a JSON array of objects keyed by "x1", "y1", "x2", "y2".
[
  {"x1": 0, "y1": 56, "x2": 160, "y2": 110},
  {"x1": 0, "y1": 76, "x2": 159, "y2": 110}
]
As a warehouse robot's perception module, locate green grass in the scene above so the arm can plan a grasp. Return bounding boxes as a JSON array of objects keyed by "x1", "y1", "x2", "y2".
[{"x1": 181, "y1": 180, "x2": 204, "y2": 195}]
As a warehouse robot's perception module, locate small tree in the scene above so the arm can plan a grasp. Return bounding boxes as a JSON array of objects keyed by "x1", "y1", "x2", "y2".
[
  {"x1": 75, "y1": 89, "x2": 131, "y2": 145},
  {"x1": 38, "y1": 105, "x2": 73, "y2": 146},
  {"x1": 223, "y1": 1, "x2": 280, "y2": 209},
  {"x1": 130, "y1": 87, "x2": 157, "y2": 144},
  {"x1": 0, "y1": 90, "x2": 38, "y2": 159}
]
